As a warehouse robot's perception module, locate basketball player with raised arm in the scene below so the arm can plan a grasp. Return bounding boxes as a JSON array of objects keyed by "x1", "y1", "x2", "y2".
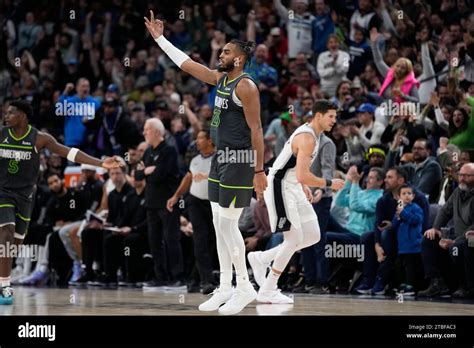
[
  {"x1": 0, "y1": 100, "x2": 124, "y2": 305},
  {"x1": 248, "y1": 99, "x2": 345, "y2": 304},
  {"x1": 145, "y1": 11, "x2": 267, "y2": 315}
]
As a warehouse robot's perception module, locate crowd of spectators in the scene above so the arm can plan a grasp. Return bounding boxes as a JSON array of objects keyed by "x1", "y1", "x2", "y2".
[{"x1": 1, "y1": 0, "x2": 474, "y2": 299}]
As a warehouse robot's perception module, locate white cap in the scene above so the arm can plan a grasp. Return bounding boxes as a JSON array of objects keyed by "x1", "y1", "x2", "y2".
[
  {"x1": 81, "y1": 164, "x2": 97, "y2": 171},
  {"x1": 296, "y1": 0, "x2": 309, "y2": 4}
]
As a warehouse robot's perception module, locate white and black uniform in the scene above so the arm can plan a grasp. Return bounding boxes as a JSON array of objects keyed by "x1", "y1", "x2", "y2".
[{"x1": 265, "y1": 123, "x2": 321, "y2": 233}]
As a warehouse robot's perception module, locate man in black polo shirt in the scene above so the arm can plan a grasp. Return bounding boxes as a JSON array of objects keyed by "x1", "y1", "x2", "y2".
[{"x1": 135, "y1": 118, "x2": 183, "y2": 288}]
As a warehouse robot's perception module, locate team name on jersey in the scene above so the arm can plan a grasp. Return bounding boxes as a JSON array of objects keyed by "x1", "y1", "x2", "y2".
[
  {"x1": 214, "y1": 95, "x2": 229, "y2": 109},
  {"x1": 0, "y1": 149, "x2": 32, "y2": 161}
]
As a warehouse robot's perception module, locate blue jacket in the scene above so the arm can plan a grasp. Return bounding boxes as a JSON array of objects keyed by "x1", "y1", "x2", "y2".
[
  {"x1": 57, "y1": 95, "x2": 101, "y2": 147},
  {"x1": 374, "y1": 188, "x2": 429, "y2": 244},
  {"x1": 392, "y1": 202, "x2": 424, "y2": 254},
  {"x1": 311, "y1": 14, "x2": 335, "y2": 54}
]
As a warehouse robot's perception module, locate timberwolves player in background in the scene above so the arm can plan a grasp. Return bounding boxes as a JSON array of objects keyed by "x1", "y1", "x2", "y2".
[
  {"x1": 145, "y1": 11, "x2": 267, "y2": 315},
  {"x1": 248, "y1": 100, "x2": 344, "y2": 304},
  {"x1": 0, "y1": 100, "x2": 124, "y2": 305}
]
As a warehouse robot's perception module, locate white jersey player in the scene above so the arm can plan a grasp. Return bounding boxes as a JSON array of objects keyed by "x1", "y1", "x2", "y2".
[{"x1": 248, "y1": 99, "x2": 344, "y2": 304}]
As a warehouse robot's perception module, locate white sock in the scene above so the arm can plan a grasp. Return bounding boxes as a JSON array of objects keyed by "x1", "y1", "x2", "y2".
[
  {"x1": 0, "y1": 276, "x2": 11, "y2": 287},
  {"x1": 261, "y1": 269, "x2": 280, "y2": 291},
  {"x1": 211, "y1": 202, "x2": 232, "y2": 291},
  {"x1": 218, "y1": 206, "x2": 251, "y2": 290}
]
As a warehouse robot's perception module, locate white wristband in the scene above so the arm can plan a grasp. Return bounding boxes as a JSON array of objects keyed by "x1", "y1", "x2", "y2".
[
  {"x1": 155, "y1": 36, "x2": 190, "y2": 67},
  {"x1": 67, "y1": 147, "x2": 79, "y2": 162}
]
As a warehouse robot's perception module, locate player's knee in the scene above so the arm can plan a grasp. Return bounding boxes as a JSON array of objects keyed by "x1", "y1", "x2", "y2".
[
  {"x1": 302, "y1": 220, "x2": 321, "y2": 246},
  {"x1": 285, "y1": 229, "x2": 304, "y2": 250}
]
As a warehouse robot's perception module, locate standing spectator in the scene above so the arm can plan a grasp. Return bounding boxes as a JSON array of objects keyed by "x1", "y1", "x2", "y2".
[
  {"x1": 370, "y1": 29, "x2": 420, "y2": 103},
  {"x1": 449, "y1": 101, "x2": 474, "y2": 151},
  {"x1": 391, "y1": 185, "x2": 424, "y2": 295},
  {"x1": 349, "y1": 0, "x2": 379, "y2": 42},
  {"x1": 166, "y1": 129, "x2": 217, "y2": 294},
  {"x1": 245, "y1": 44, "x2": 278, "y2": 122},
  {"x1": 344, "y1": 103, "x2": 385, "y2": 165},
  {"x1": 16, "y1": 12, "x2": 42, "y2": 53},
  {"x1": 94, "y1": 96, "x2": 143, "y2": 158},
  {"x1": 317, "y1": 35, "x2": 350, "y2": 97},
  {"x1": 273, "y1": 0, "x2": 314, "y2": 59},
  {"x1": 136, "y1": 119, "x2": 184, "y2": 288},
  {"x1": 311, "y1": 0, "x2": 335, "y2": 61},
  {"x1": 57, "y1": 78, "x2": 101, "y2": 151},
  {"x1": 348, "y1": 28, "x2": 372, "y2": 80}
]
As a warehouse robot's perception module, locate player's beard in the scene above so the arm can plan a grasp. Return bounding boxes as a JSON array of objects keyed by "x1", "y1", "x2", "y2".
[{"x1": 217, "y1": 61, "x2": 235, "y2": 72}]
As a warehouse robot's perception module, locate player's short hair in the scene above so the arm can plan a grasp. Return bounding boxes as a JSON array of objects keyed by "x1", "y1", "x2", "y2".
[
  {"x1": 229, "y1": 39, "x2": 256, "y2": 66},
  {"x1": 312, "y1": 99, "x2": 337, "y2": 115},
  {"x1": 9, "y1": 100, "x2": 33, "y2": 120}
]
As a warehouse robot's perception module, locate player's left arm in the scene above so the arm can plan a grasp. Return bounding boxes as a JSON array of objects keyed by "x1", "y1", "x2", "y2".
[
  {"x1": 36, "y1": 132, "x2": 124, "y2": 169},
  {"x1": 237, "y1": 78, "x2": 264, "y2": 172}
]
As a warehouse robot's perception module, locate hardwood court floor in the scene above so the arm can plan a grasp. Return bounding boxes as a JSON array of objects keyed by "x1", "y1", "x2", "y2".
[{"x1": 1, "y1": 287, "x2": 473, "y2": 316}]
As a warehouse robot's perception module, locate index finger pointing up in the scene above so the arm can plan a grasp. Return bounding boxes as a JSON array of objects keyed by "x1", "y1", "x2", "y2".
[{"x1": 150, "y1": 10, "x2": 154, "y2": 22}]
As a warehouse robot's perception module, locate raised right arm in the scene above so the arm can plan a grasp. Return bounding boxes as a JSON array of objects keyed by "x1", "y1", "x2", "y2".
[{"x1": 144, "y1": 10, "x2": 222, "y2": 85}]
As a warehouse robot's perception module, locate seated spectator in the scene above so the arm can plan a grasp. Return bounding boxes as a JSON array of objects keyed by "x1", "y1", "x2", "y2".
[
  {"x1": 23, "y1": 173, "x2": 85, "y2": 286},
  {"x1": 78, "y1": 166, "x2": 133, "y2": 285},
  {"x1": 419, "y1": 163, "x2": 474, "y2": 299},
  {"x1": 98, "y1": 170, "x2": 148, "y2": 287},
  {"x1": 358, "y1": 144, "x2": 387, "y2": 188},
  {"x1": 329, "y1": 166, "x2": 384, "y2": 239},
  {"x1": 62, "y1": 164, "x2": 103, "y2": 286},
  {"x1": 391, "y1": 185, "x2": 424, "y2": 296},
  {"x1": 356, "y1": 167, "x2": 429, "y2": 295}
]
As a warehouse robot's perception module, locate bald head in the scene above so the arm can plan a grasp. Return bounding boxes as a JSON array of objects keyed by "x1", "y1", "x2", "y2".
[{"x1": 458, "y1": 162, "x2": 474, "y2": 191}]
